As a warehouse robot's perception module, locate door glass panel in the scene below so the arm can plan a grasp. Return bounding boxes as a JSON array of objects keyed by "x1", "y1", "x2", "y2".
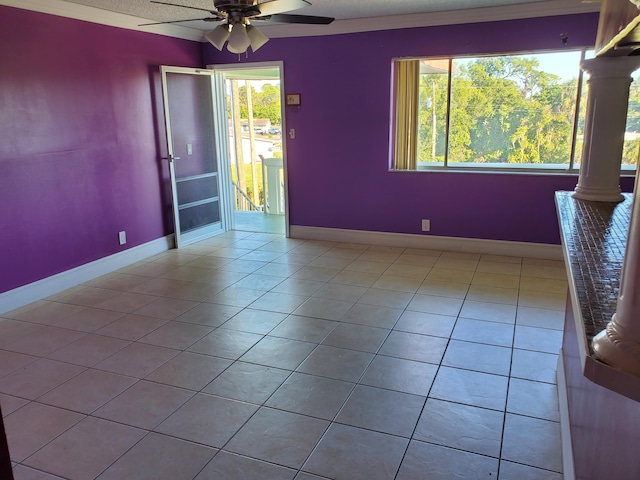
[
  {"x1": 179, "y1": 201, "x2": 221, "y2": 233},
  {"x1": 176, "y1": 175, "x2": 219, "y2": 205}
]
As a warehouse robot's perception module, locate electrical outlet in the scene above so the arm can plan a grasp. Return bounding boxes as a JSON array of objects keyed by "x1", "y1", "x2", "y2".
[
  {"x1": 421, "y1": 219, "x2": 431, "y2": 232},
  {"x1": 118, "y1": 231, "x2": 127, "y2": 245},
  {"x1": 187, "y1": 143, "x2": 193, "y2": 155}
]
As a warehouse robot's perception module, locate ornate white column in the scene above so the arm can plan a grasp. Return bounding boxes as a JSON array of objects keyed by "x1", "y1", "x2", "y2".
[
  {"x1": 593, "y1": 179, "x2": 640, "y2": 376},
  {"x1": 573, "y1": 57, "x2": 640, "y2": 203}
]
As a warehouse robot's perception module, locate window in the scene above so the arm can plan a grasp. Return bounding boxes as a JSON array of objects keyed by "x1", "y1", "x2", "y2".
[
  {"x1": 392, "y1": 50, "x2": 639, "y2": 172},
  {"x1": 623, "y1": 69, "x2": 640, "y2": 167}
]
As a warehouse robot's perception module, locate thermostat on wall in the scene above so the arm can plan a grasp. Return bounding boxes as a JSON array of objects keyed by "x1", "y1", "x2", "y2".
[{"x1": 286, "y1": 93, "x2": 301, "y2": 106}]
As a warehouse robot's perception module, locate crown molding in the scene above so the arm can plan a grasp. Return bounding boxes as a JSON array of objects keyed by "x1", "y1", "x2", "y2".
[
  {"x1": 0, "y1": 0, "x2": 205, "y2": 42},
  {"x1": 257, "y1": 0, "x2": 601, "y2": 38},
  {"x1": 0, "y1": 0, "x2": 600, "y2": 42}
]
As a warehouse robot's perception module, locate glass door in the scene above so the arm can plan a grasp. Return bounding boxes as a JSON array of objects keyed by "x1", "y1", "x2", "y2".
[{"x1": 160, "y1": 66, "x2": 224, "y2": 247}]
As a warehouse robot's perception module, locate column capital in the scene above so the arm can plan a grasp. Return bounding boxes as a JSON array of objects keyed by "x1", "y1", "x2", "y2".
[{"x1": 581, "y1": 56, "x2": 640, "y2": 79}]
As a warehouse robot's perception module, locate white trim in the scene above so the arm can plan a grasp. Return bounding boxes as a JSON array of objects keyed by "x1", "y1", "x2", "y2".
[
  {"x1": 0, "y1": 235, "x2": 174, "y2": 315},
  {"x1": 279, "y1": 62, "x2": 290, "y2": 239},
  {"x1": 557, "y1": 350, "x2": 576, "y2": 480},
  {"x1": 0, "y1": 0, "x2": 204, "y2": 42},
  {"x1": 257, "y1": 0, "x2": 599, "y2": 38},
  {"x1": 289, "y1": 225, "x2": 563, "y2": 260},
  {"x1": 208, "y1": 61, "x2": 290, "y2": 238},
  {"x1": 211, "y1": 68, "x2": 235, "y2": 233},
  {"x1": 0, "y1": 0, "x2": 599, "y2": 41}
]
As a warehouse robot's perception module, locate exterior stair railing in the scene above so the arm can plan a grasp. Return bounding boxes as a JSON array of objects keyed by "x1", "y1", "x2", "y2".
[{"x1": 232, "y1": 181, "x2": 263, "y2": 212}]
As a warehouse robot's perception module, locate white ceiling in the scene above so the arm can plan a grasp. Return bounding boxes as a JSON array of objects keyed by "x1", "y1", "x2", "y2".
[
  {"x1": 56, "y1": 0, "x2": 562, "y2": 22},
  {"x1": 1, "y1": 0, "x2": 600, "y2": 41}
]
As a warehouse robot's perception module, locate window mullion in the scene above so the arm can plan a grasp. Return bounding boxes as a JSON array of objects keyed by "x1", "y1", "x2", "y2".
[
  {"x1": 444, "y1": 58, "x2": 453, "y2": 168},
  {"x1": 570, "y1": 50, "x2": 587, "y2": 170}
]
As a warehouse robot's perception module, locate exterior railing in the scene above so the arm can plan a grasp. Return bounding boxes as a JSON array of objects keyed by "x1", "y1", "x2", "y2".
[{"x1": 232, "y1": 181, "x2": 263, "y2": 212}]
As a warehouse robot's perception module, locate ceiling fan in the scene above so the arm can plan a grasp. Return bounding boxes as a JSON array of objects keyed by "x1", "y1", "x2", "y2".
[{"x1": 142, "y1": 0, "x2": 334, "y2": 54}]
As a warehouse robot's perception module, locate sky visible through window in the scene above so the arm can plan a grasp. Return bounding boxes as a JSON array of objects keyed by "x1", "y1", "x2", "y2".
[{"x1": 455, "y1": 50, "x2": 584, "y2": 82}]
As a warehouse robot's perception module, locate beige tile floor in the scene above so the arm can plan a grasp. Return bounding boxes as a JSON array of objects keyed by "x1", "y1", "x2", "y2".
[{"x1": 0, "y1": 231, "x2": 567, "y2": 479}]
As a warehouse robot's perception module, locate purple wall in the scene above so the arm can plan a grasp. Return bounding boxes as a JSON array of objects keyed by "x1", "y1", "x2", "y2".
[
  {"x1": 0, "y1": 7, "x2": 202, "y2": 293},
  {"x1": 204, "y1": 12, "x2": 634, "y2": 244}
]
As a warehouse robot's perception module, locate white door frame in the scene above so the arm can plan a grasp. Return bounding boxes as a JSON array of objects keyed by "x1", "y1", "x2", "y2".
[{"x1": 207, "y1": 61, "x2": 289, "y2": 238}]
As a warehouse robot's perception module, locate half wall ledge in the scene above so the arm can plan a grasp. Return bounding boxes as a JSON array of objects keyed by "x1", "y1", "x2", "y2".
[{"x1": 556, "y1": 190, "x2": 640, "y2": 402}]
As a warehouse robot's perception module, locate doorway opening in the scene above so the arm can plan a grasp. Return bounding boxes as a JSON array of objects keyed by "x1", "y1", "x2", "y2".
[{"x1": 214, "y1": 64, "x2": 287, "y2": 235}]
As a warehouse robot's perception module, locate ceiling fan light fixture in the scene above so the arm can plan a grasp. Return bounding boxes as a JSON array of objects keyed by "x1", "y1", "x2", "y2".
[
  {"x1": 246, "y1": 24, "x2": 269, "y2": 52},
  {"x1": 227, "y1": 23, "x2": 251, "y2": 54},
  {"x1": 152, "y1": 0, "x2": 333, "y2": 55},
  {"x1": 204, "y1": 24, "x2": 230, "y2": 51}
]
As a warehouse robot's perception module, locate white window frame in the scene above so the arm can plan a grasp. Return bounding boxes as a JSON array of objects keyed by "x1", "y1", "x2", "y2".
[{"x1": 391, "y1": 48, "x2": 639, "y2": 175}]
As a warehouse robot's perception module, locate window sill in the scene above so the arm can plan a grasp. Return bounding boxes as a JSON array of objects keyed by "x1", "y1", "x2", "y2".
[{"x1": 388, "y1": 164, "x2": 637, "y2": 176}]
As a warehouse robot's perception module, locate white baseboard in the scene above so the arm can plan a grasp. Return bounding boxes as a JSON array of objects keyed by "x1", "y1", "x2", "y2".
[
  {"x1": 557, "y1": 350, "x2": 576, "y2": 480},
  {"x1": 289, "y1": 226, "x2": 563, "y2": 260},
  {"x1": 0, "y1": 235, "x2": 174, "y2": 315}
]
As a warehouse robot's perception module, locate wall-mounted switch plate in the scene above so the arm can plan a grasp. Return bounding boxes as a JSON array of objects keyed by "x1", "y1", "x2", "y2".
[
  {"x1": 118, "y1": 231, "x2": 127, "y2": 245},
  {"x1": 187, "y1": 144, "x2": 193, "y2": 155}
]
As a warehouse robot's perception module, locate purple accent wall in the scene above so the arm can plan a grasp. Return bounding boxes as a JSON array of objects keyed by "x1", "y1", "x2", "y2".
[
  {"x1": 205, "y1": 12, "x2": 635, "y2": 244},
  {"x1": 0, "y1": 7, "x2": 202, "y2": 293}
]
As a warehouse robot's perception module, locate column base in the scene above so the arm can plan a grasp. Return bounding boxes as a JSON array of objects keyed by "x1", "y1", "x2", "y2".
[
  {"x1": 573, "y1": 185, "x2": 624, "y2": 203},
  {"x1": 592, "y1": 314, "x2": 640, "y2": 377}
]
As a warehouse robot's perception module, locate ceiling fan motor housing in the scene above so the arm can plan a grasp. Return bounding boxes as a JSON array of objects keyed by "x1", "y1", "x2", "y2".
[
  {"x1": 214, "y1": 1, "x2": 259, "y2": 13},
  {"x1": 215, "y1": 0, "x2": 263, "y2": 23},
  {"x1": 214, "y1": 0, "x2": 257, "y2": 6}
]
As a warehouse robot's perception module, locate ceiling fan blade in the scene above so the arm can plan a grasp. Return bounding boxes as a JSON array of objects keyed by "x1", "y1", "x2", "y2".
[
  {"x1": 257, "y1": 13, "x2": 334, "y2": 25},
  {"x1": 139, "y1": 17, "x2": 221, "y2": 26},
  {"x1": 257, "y1": 0, "x2": 311, "y2": 16},
  {"x1": 150, "y1": 1, "x2": 219, "y2": 15}
]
